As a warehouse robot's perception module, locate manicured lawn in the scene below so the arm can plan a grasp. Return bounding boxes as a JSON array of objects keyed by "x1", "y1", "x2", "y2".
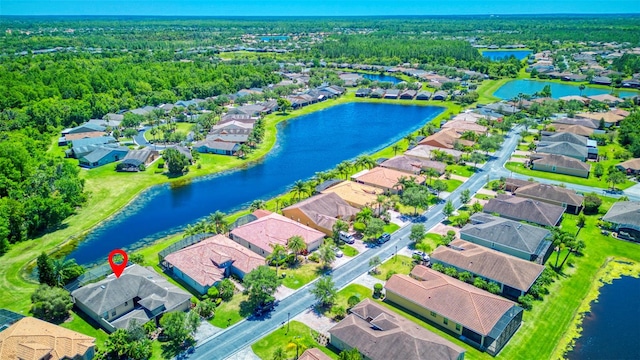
[
  {"x1": 61, "y1": 310, "x2": 109, "y2": 346},
  {"x1": 445, "y1": 179, "x2": 463, "y2": 192},
  {"x1": 327, "y1": 283, "x2": 372, "y2": 318},
  {"x1": 383, "y1": 223, "x2": 400, "y2": 234},
  {"x1": 447, "y1": 164, "x2": 478, "y2": 178},
  {"x1": 339, "y1": 244, "x2": 359, "y2": 257},
  {"x1": 281, "y1": 262, "x2": 323, "y2": 290},
  {"x1": 505, "y1": 162, "x2": 635, "y2": 189},
  {"x1": 372, "y1": 255, "x2": 414, "y2": 281},
  {"x1": 251, "y1": 321, "x2": 338, "y2": 360},
  {"x1": 209, "y1": 293, "x2": 249, "y2": 328},
  {"x1": 474, "y1": 194, "x2": 493, "y2": 200},
  {"x1": 419, "y1": 233, "x2": 445, "y2": 252}
]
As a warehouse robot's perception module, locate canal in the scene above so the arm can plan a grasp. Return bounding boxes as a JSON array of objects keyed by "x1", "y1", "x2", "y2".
[
  {"x1": 68, "y1": 102, "x2": 443, "y2": 265},
  {"x1": 494, "y1": 79, "x2": 638, "y2": 100}
]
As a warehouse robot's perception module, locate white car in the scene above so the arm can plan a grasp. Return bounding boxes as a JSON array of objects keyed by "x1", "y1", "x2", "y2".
[{"x1": 333, "y1": 247, "x2": 344, "y2": 258}]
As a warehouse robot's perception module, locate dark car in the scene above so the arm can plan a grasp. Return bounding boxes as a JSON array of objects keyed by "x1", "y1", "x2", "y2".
[{"x1": 377, "y1": 233, "x2": 391, "y2": 244}]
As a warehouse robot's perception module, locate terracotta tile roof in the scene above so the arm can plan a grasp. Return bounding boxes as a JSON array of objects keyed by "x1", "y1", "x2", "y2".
[
  {"x1": 164, "y1": 235, "x2": 265, "y2": 287},
  {"x1": 352, "y1": 167, "x2": 425, "y2": 190},
  {"x1": 282, "y1": 193, "x2": 359, "y2": 232},
  {"x1": 329, "y1": 299, "x2": 464, "y2": 360},
  {"x1": 385, "y1": 266, "x2": 519, "y2": 336},
  {"x1": 419, "y1": 128, "x2": 474, "y2": 149},
  {"x1": 431, "y1": 240, "x2": 545, "y2": 292},
  {"x1": 230, "y1": 212, "x2": 325, "y2": 253},
  {"x1": 320, "y1": 180, "x2": 383, "y2": 208},
  {"x1": 587, "y1": 94, "x2": 623, "y2": 103},
  {"x1": 64, "y1": 131, "x2": 107, "y2": 141},
  {"x1": 252, "y1": 209, "x2": 272, "y2": 218},
  {"x1": 550, "y1": 124, "x2": 594, "y2": 137},
  {"x1": 0, "y1": 317, "x2": 95, "y2": 360},
  {"x1": 298, "y1": 348, "x2": 332, "y2": 360},
  {"x1": 515, "y1": 182, "x2": 584, "y2": 207},
  {"x1": 380, "y1": 156, "x2": 446, "y2": 175},
  {"x1": 484, "y1": 194, "x2": 565, "y2": 227},
  {"x1": 442, "y1": 119, "x2": 487, "y2": 133},
  {"x1": 576, "y1": 111, "x2": 625, "y2": 123},
  {"x1": 559, "y1": 95, "x2": 589, "y2": 103},
  {"x1": 404, "y1": 145, "x2": 463, "y2": 160}
]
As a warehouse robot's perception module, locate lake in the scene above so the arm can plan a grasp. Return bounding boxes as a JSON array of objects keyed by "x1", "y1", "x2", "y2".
[
  {"x1": 359, "y1": 73, "x2": 403, "y2": 84},
  {"x1": 481, "y1": 50, "x2": 532, "y2": 61},
  {"x1": 68, "y1": 102, "x2": 443, "y2": 265},
  {"x1": 566, "y1": 276, "x2": 640, "y2": 360},
  {"x1": 260, "y1": 36, "x2": 289, "y2": 42},
  {"x1": 494, "y1": 79, "x2": 638, "y2": 100}
]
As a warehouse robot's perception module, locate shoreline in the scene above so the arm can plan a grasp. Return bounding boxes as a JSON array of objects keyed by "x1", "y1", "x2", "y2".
[{"x1": 553, "y1": 257, "x2": 640, "y2": 359}]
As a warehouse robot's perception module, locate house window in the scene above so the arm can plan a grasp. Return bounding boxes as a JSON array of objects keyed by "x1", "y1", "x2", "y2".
[
  {"x1": 552, "y1": 166, "x2": 556, "y2": 172},
  {"x1": 456, "y1": 324, "x2": 461, "y2": 331},
  {"x1": 103, "y1": 312, "x2": 108, "y2": 319},
  {"x1": 111, "y1": 310, "x2": 116, "y2": 317},
  {"x1": 443, "y1": 318, "x2": 449, "y2": 325},
  {"x1": 430, "y1": 311, "x2": 436, "y2": 317},
  {"x1": 125, "y1": 301, "x2": 128, "y2": 306}
]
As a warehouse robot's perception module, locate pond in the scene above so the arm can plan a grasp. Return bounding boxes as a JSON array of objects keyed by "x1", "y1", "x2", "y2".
[
  {"x1": 493, "y1": 79, "x2": 638, "y2": 100},
  {"x1": 359, "y1": 73, "x2": 403, "y2": 84},
  {"x1": 260, "y1": 36, "x2": 289, "y2": 42},
  {"x1": 481, "y1": 50, "x2": 532, "y2": 61},
  {"x1": 566, "y1": 276, "x2": 640, "y2": 360},
  {"x1": 68, "y1": 102, "x2": 443, "y2": 265}
]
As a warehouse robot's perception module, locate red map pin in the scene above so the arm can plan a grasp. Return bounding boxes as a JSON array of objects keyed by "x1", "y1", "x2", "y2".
[{"x1": 108, "y1": 249, "x2": 128, "y2": 278}]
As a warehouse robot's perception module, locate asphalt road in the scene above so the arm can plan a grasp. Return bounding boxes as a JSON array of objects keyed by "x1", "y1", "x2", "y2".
[{"x1": 188, "y1": 127, "x2": 524, "y2": 360}]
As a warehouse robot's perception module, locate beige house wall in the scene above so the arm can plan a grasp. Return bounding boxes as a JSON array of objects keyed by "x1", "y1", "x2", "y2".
[
  {"x1": 385, "y1": 291, "x2": 463, "y2": 335},
  {"x1": 532, "y1": 163, "x2": 589, "y2": 178},
  {"x1": 281, "y1": 207, "x2": 332, "y2": 236}
]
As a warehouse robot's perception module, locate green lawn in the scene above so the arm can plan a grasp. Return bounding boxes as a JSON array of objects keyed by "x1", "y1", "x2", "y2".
[
  {"x1": 383, "y1": 223, "x2": 400, "y2": 234},
  {"x1": 445, "y1": 179, "x2": 463, "y2": 192},
  {"x1": 251, "y1": 321, "x2": 338, "y2": 360},
  {"x1": 419, "y1": 233, "x2": 445, "y2": 252},
  {"x1": 447, "y1": 164, "x2": 478, "y2": 178},
  {"x1": 209, "y1": 293, "x2": 249, "y2": 328},
  {"x1": 474, "y1": 194, "x2": 494, "y2": 200},
  {"x1": 327, "y1": 283, "x2": 373, "y2": 318},
  {"x1": 281, "y1": 262, "x2": 324, "y2": 290},
  {"x1": 505, "y1": 162, "x2": 635, "y2": 190},
  {"x1": 339, "y1": 244, "x2": 359, "y2": 257},
  {"x1": 372, "y1": 255, "x2": 415, "y2": 281},
  {"x1": 61, "y1": 310, "x2": 109, "y2": 346}
]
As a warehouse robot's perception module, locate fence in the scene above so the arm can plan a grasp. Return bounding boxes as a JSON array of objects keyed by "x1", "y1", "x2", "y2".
[
  {"x1": 63, "y1": 263, "x2": 114, "y2": 292},
  {"x1": 157, "y1": 233, "x2": 212, "y2": 264}
]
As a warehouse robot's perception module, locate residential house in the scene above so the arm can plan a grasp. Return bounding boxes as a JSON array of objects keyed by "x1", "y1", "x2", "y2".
[
  {"x1": 385, "y1": 266, "x2": 523, "y2": 356},
  {"x1": 441, "y1": 119, "x2": 488, "y2": 135},
  {"x1": 351, "y1": 167, "x2": 425, "y2": 194},
  {"x1": 193, "y1": 139, "x2": 240, "y2": 155},
  {"x1": 514, "y1": 182, "x2": 584, "y2": 214},
  {"x1": 591, "y1": 76, "x2": 612, "y2": 86},
  {"x1": 59, "y1": 123, "x2": 108, "y2": 145},
  {"x1": 550, "y1": 124, "x2": 595, "y2": 137},
  {"x1": 416, "y1": 91, "x2": 432, "y2": 100},
  {"x1": 602, "y1": 201, "x2": 640, "y2": 242},
  {"x1": 530, "y1": 153, "x2": 591, "y2": 178},
  {"x1": 617, "y1": 158, "x2": 640, "y2": 175},
  {"x1": 400, "y1": 90, "x2": 417, "y2": 99},
  {"x1": 431, "y1": 240, "x2": 545, "y2": 298},
  {"x1": 230, "y1": 212, "x2": 326, "y2": 256},
  {"x1": 380, "y1": 155, "x2": 446, "y2": 175},
  {"x1": 483, "y1": 194, "x2": 565, "y2": 227},
  {"x1": 65, "y1": 137, "x2": 118, "y2": 158},
  {"x1": 540, "y1": 131, "x2": 595, "y2": 152},
  {"x1": 384, "y1": 89, "x2": 400, "y2": 99},
  {"x1": 576, "y1": 111, "x2": 625, "y2": 126},
  {"x1": 218, "y1": 114, "x2": 257, "y2": 125},
  {"x1": 355, "y1": 88, "x2": 372, "y2": 97},
  {"x1": 163, "y1": 235, "x2": 264, "y2": 295},
  {"x1": 552, "y1": 117, "x2": 598, "y2": 129},
  {"x1": 78, "y1": 146, "x2": 129, "y2": 169},
  {"x1": 129, "y1": 106, "x2": 156, "y2": 116},
  {"x1": 419, "y1": 128, "x2": 473, "y2": 150},
  {"x1": 432, "y1": 91, "x2": 448, "y2": 101},
  {"x1": 558, "y1": 95, "x2": 589, "y2": 105},
  {"x1": 210, "y1": 121, "x2": 254, "y2": 136},
  {"x1": 281, "y1": 193, "x2": 359, "y2": 236},
  {"x1": 328, "y1": 299, "x2": 465, "y2": 360},
  {"x1": 451, "y1": 112, "x2": 491, "y2": 123},
  {"x1": 588, "y1": 94, "x2": 623, "y2": 105},
  {"x1": 405, "y1": 145, "x2": 463, "y2": 162},
  {"x1": 0, "y1": 317, "x2": 95, "y2": 360},
  {"x1": 118, "y1": 148, "x2": 160, "y2": 170},
  {"x1": 460, "y1": 213, "x2": 553, "y2": 263},
  {"x1": 535, "y1": 141, "x2": 588, "y2": 161},
  {"x1": 87, "y1": 118, "x2": 122, "y2": 129},
  {"x1": 320, "y1": 180, "x2": 383, "y2": 209},
  {"x1": 482, "y1": 103, "x2": 520, "y2": 115},
  {"x1": 207, "y1": 133, "x2": 249, "y2": 143},
  {"x1": 503, "y1": 178, "x2": 534, "y2": 193},
  {"x1": 299, "y1": 348, "x2": 332, "y2": 360},
  {"x1": 71, "y1": 264, "x2": 191, "y2": 333}
]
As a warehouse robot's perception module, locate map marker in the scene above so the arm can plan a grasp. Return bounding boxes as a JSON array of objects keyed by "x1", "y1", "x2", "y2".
[{"x1": 108, "y1": 249, "x2": 128, "y2": 278}]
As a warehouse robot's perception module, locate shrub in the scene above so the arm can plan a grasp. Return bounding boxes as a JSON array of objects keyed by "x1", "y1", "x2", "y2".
[
  {"x1": 157, "y1": 160, "x2": 165, "y2": 169},
  {"x1": 333, "y1": 306, "x2": 347, "y2": 321},
  {"x1": 194, "y1": 299, "x2": 216, "y2": 319},
  {"x1": 583, "y1": 193, "x2": 602, "y2": 215},
  {"x1": 473, "y1": 277, "x2": 488, "y2": 290},
  {"x1": 444, "y1": 267, "x2": 458, "y2": 278},
  {"x1": 431, "y1": 263, "x2": 446, "y2": 272},
  {"x1": 347, "y1": 295, "x2": 361, "y2": 308},
  {"x1": 518, "y1": 294, "x2": 535, "y2": 310},
  {"x1": 207, "y1": 286, "x2": 220, "y2": 300},
  {"x1": 30, "y1": 285, "x2": 73, "y2": 323},
  {"x1": 373, "y1": 283, "x2": 383, "y2": 298},
  {"x1": 386, "y1": 270, "x2": 397, "y2": 280},
  {"x1": 217, "y1": 279, "x2": 235, "y2": 301},
  {"x1": 458, "y1": 271, "x2": 473, "y2": 283},
  {"x1": 308, "y1": 253, "x2": 320, "y2": 263},
  {"x1": 487, "y1": 282, "x2": 501, "y2": 294},
  {"x1": 353, "y1": 222, "x2": 366, "y2": 233}
]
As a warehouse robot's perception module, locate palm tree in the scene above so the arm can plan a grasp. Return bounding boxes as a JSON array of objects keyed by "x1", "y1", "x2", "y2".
[
  {"x1": 267, "y1": 244, "x2": 287, "y2": 276},
  {"x1": 423, "y1": 167, "x2": 440, "y2": 186},
  {"x1": 354, "y1": 155, "x2": 376, "y2": 170},
  {"x1": 208, "y1": 211, "x2": 228, "y2": 234},
  {"x1": 336, "y1": 161, "x2": 352, "y2": 179},
  {"x1": 317, "y1": 244, "x2": 336, "y2": 269},
  {"x1": 392, "y1": 144, "x2": 401, "y2": 156},
  {"x1": 287, "y1": 235, "x2": 307, "y2": 263},
  {"x1": 249, "y1": 200, "x2": 267, "y2": 212},
  {"x1": 51, "y1": 258, "x2": 80, "y2": 287},
  {"x1": 579, "y1": 84, "x2": 586, "y2": 97},
  {"x1": 404, "y1": 133, "x2": 416, "y2": 149},
  {"x1": 290, "y1": 180, "x2": 309, "y2": 201},
  {"x1": 355, "y1": 207, "x2": 374, "y2": 224},
  {"x1": 375, "y1": 194, "x2": 387, "y2": 217},
  {"x1": 183, "y1": 224, "x2": 198, "y2": 238},
  {"x1": 237, "y1": 144, "x2": 250, "y2": 159}
]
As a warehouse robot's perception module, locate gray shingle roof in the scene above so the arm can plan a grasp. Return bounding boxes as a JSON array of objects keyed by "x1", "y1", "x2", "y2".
[
  {"x1": 602, "y1": 201, "x2": 640, "y2": 228},
  {"x1": 70, "y1": 136, "x2": 116, "y2": 148},
  {"x1": 536, "y1": 141, "x2": 588, "y2": 159},
  {"x1": 80, "y1": 146, "x2": 129, "y2": 163},
  {"x1": 514, "y1": 183, "x2": 584, "y2": 207},
  {"x1": 531, "y1": 154, "x2": 591, "y2": 172},
  {"x1": 483, "y1": 195, "x2": 565, "y2": 227},
  {"x1": 541, "y1": 132, "x2": 588, "y2": 146},
  {"x1": 461, "y1": 214, "x2": 551, "y2": 256}
]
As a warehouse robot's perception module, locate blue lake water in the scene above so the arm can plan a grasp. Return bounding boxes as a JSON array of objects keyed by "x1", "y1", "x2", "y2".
[
  {"x1": 481, "y1": 50, "x2": 532, "y2": 61},
  {"x1": 494, "y1": 79, "x2": 638, "y2": 100},
  {"x1": 69, "y1": 103, "x2": 443, "y2": 265},
  {"x1": 360, "y1": 73, "x2": 403, "y2": 84},
  {"x1": 566, "y1": 276, "x2": 640, "y2": 360},
  {"x1": 261, "y1": 36, "x2": 289, "y2": 42}
]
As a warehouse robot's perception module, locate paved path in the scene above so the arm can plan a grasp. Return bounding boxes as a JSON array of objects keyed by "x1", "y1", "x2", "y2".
[{"x1": 189, "y1": 127, "x2": 524, "y2": 360}]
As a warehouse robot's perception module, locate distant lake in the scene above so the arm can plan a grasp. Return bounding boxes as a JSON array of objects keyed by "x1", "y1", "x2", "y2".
[
  {"x1": 261, "y1": 36, "x2": 289, "y2": 42},
  {"x1": 359, "y1": 73, "x2": 403, "y2": 84},
  {"x1": 494, "y1": 79, "x2": 639, "y2": 100},
  {"x1": 68, "y1": 103, "x2": 442, "y2": 265},
  {"x1": 566, "y1": 276, "x2": 640, "y2": 360},
  {"x1": 481, "y1": 50, "x2": 532, "y2": 61}
]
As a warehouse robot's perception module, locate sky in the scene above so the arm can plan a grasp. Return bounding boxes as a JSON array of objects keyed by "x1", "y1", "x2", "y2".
[{"x1": 1, "y1": 0, "x2": 639, "y2": 16}]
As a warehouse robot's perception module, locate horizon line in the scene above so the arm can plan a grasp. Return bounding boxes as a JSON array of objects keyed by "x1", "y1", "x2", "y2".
[{"x1": 3, "y1": 13, "x2": 640, "y2": 18}]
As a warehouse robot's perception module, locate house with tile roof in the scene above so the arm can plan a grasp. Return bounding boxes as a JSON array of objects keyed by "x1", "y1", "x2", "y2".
[
  {"x1": 616, "y1": 158, "x2": 640, "y2": 175},
  {"x1": 379, "y1": 156, "x2": 446, "y2": 175},
  {"x1": 535, "y1": 141, "x2": 588, "y2": 161},
  {"x1": 602, "y1": 201, "x2": 640, "y2": 242},
  {"x1": 431, "y1": 240, "x2": 545, "y2": 298},
  {"x1": 530, "y1": 153, "x2": 591, "y2": 178},
  {"x1": 230, "y1": 212, "x2": 325, "y2": 256},
  {"x1": 441, "y1": 119, "x2": 488, "y2": 134},
  {"x1": 163, "y1": 235, "x2": 265, "y2": 295},
  {"x1": 193, "y1": 139, "x2": 240, "y2": 155},
  {"x1": 320, "y1": 180, "x2": 383, "y2": 209},
  {"x1": 460, "y1": 213, "x2": 553, "y2": 263},
  {"x1": 576, "y1": 111, "x2": 625, "y2": 126},
  {"x1": 483, "y1": 194, "x2": 565, "y2": 227},
  {"x1": 298, "y1": 348, "x2": 332, "y2": 360},
  {"x1": 281, "y1": 193, "x2": 359, "y2": 236},
  {"x1": 419, "y1": 128, "x2": 474, "y2": 150},
  {"x1": 328, "y1": 299, "x2": 465, "y2": 360},
  {"x1": 405, "y1": 145, "x2": 463, "y2": 162},
  {"x1": 549, "y1": 124, "x2": 595, "y2": 137},
  {"x1": 587, "y1": 94, "x2": 623, "y2": 105},
  {"x1": 514, "y1": 182, "x2": 584, "y2": 214},
  {"x1": 351, "y1": 167, "x2": 425, "y2": 194},
  {"x1": 71, "y1": 264, "x2": 191, "y2": 333},
  {"x1": 385, "y1": 266, "x2": 523, "y2": 356},
  {"x1": 0, "y1": 317, "x2": 95, "y2": 360}
]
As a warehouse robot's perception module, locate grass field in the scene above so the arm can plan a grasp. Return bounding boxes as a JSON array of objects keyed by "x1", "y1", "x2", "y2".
[
  {"x1": 251, "y1": 321, "x2": 338, "y2": 360},
  {"x1": 372, "y1": 255, "x2": 414, "y2": 281},
  {"x1": 505, "y1": 161, "x2": 635, "y2": 190},
  {"x1": 209, "y1": 293, "x2": 249, "y2": 329},
  {"x1": 281, "y1": 262, "x2": 324, "y2": 290}
]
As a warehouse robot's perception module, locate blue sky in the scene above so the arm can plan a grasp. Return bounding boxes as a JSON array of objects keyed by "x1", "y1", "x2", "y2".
[{"x1": 1, "y1": 0, "x2": 639, "y2": 16}]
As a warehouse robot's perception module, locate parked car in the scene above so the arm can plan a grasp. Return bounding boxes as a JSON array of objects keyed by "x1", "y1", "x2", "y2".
[
  {"x1": 333, "y1": 247, "x2": 344, "y2": 258},
  {"x1": 412, "y1": 250, "x2": 430, "y2": 262},
  {"x1": 339, "y1": 231, "x2": 356, "y2": 244},
  {"x1": 377, "y1": 233, "x2": 391, "y2": 244}
]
